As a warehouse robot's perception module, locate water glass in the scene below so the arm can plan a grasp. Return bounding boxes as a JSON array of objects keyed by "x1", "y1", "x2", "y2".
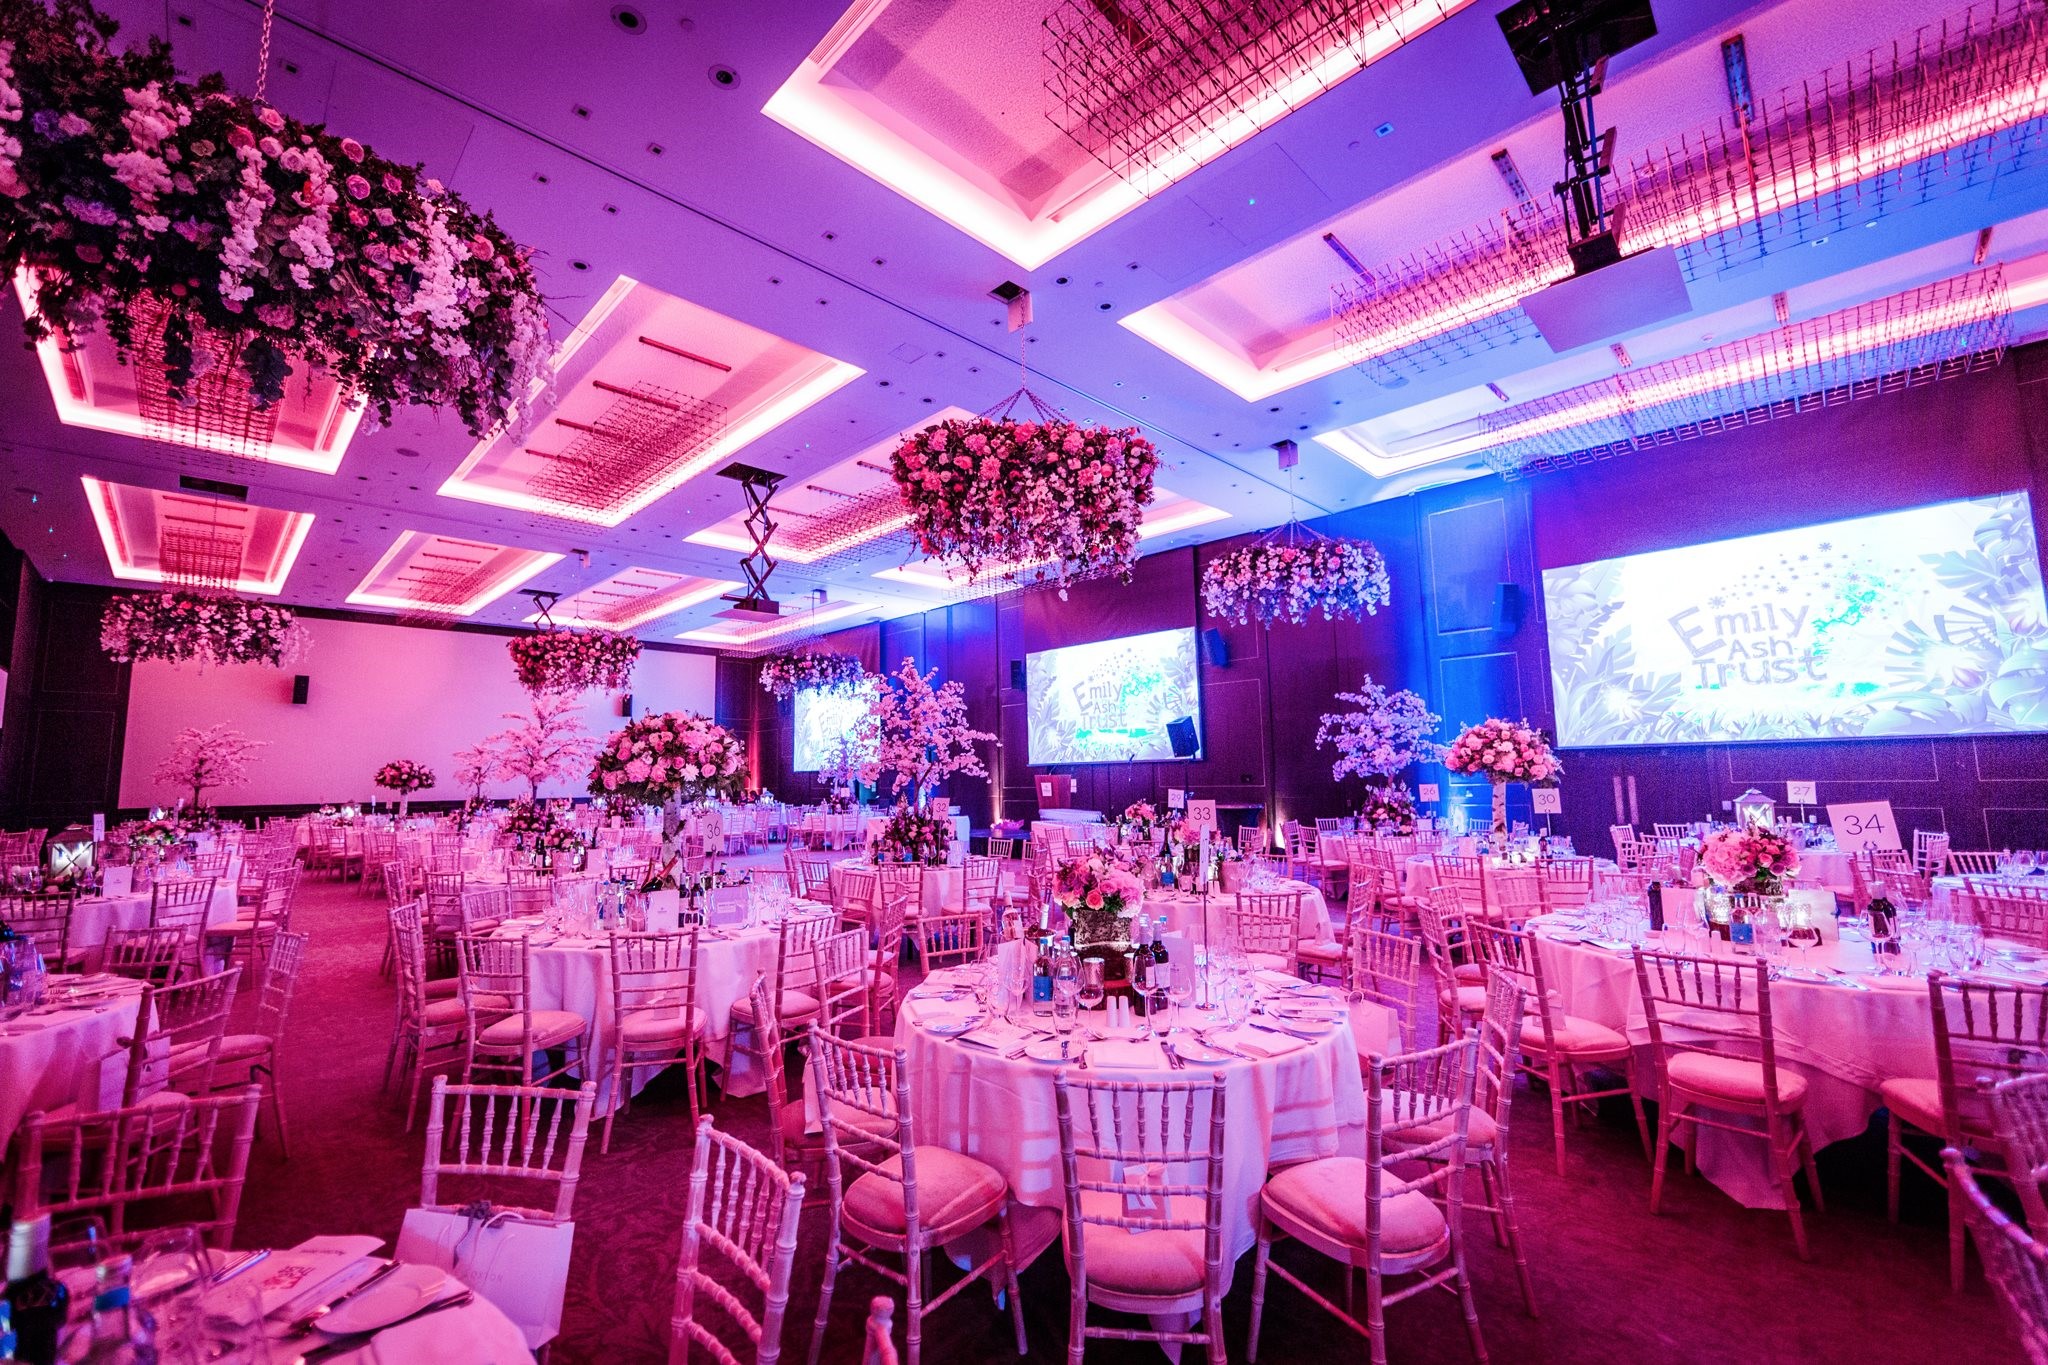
[
  {"x1": 1052, "y1": 975, "x2": 1079, "y2": 1036},
  {"x1": 131, "y1": 1227, "x2": 269, "y2": 1365},
  {"x1": 1221, "y1": 974, "x2": 1253, "y2": 1030},
  {"x1": 1167, "y1": 962, "x2": 1195, "y2": 1032},
  {"x1": 1076, "y1": 958, "x2": 1106, "y2": 1016}
]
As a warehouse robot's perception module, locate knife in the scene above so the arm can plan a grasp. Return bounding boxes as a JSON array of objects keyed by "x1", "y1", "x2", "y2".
[
  {"x1": 285, "y1": 1261, "x2": 401, "y2": 1337},
  {"x1": 293, "y1": 1290, "x2": 474, "y2": 1364}
]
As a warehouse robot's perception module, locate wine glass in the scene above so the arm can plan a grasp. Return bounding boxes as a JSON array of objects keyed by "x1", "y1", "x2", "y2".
[
  {"x1": 1144, "y1": 978, "x2": 1171, "y2": 1038},
  {"x1": 1221, "y1": 973, "x2": 1253, "y2": 1032},
  {"x1": 1786, "y1": 915, "x2": 1823, "y2": 974},
  {"x1": 1167, "y1": 959, "x2": 1195, "y2": 1033},
  {"x1": 1076, "y1": 958, "x2": 1106, "y2": 1019}
]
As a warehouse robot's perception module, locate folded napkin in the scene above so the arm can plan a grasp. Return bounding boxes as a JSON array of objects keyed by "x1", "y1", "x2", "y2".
[
  {"x1": 958, "y1": 1019, "x2": 1033, "y2": 1052},
  {"x1": 1086, "y1": 1038, "x2": 1168, "y2": 1069},
  {"x1": 252, "y1": 1234, "x2": 384, "y2": 1320},
  {"x1": 1254, "y1": 969, "x2": 1308, "y2": 992},
  {"x1": 1231, "y1": 1029, "x2": 1305, "y2": 1059}
]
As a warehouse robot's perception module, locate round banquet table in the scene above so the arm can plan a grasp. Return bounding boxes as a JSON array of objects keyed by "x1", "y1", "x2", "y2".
[
  {"x1": 69, "y1": 875, "x2": 241, "y2": 952},
  {"x1": 0, "y1": 973, "x2": 147, "y2": 1148},
  {"x1": 1526, "y1": 904, "x2": 1943, "y2": 1209},
  {"x1": 828, "y1": 858, "x2": 964, "y2": 916},
  {"x1": 890, "y1": 969, "x2": 1373, "y2": 1279},
  {"x1": 497, "y1": 919, "x2": 782, "y2": 1110},
  {"x1": 1401, "y1": 854, "x2": 1626, "y2": 903},
  {"x1": 1144, "y1": 881, "x2": 1335, "y2": 947}
]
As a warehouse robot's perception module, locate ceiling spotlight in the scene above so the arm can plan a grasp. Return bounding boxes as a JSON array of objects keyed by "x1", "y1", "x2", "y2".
[
  {"x1": 610, "y1": 6, "x2": 645, "y2": 34},
  {"x1": 709, "y1": 64, "x2": 739, "y2": 88}
]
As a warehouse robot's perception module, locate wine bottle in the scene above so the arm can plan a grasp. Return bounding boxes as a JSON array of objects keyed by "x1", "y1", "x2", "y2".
[
  {"x1": 1130, "y1": 925, "x2": 1155, "y2": 1015},
  {"x1": 1646, "y1": 881, "x2": 1665, "y2": 932},
  {"x1": 1149, "y1": 918, "x2": 1171, "y2": 992},
  {"x1": 5, "y1": 1214, "x2": 68, "y2": 1365}
]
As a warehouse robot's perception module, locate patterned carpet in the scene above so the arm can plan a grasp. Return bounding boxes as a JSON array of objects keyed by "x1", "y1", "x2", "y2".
[{"x1": 226, "y1": 870, "x2": 2023, "y2": 1363}]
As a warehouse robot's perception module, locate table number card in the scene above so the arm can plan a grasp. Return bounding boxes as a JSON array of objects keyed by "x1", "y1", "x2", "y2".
[
  {"x1": 1786, "y1": 781, "x2": 1817, "y2": 806},
  {"x1": 1418, "y1": 783, "x2": 1440, "y2": 804},
  {"x1": 1531, "y1": 787, "x2": 1562, "y2": 815},
  {"x1": 1187, "y1": 799, "x2": 1218, "y2": 832},
  {"x1": 1166, "y1": 788, "x2": 1187, "y2": 811},
  {"x1": 1827, "y1": 800, "x2": 1902, "y2": 852},
  {"x1": 92, "y1": 813, "x2": 105, "y2": 841}
]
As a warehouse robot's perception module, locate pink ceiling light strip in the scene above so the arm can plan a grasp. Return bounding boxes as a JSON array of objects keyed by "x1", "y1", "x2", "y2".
[{"x1": 1333, "y1": 0, "x2": 2048, "y2": 373}]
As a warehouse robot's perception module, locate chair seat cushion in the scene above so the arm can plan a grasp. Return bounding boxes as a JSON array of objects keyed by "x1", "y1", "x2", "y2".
[
  {"x1": 1075, "y1": 1191, "x2": 1209, "y2": 1297},
  {"x1": 421, "y1": 997, "x2": 467, "y2": 1028},
  {"x1": 1441, "y1": 984, "x2": 1487, "y2": 1016},
  {"x1": 843, "y1": 1146, "x2": 1007, "y2": 1238},
  {"x1": 1878, "y1": 1076, "x2": 1943, "y2": 1134},
  {"x1": 215, "y1": 1033, "x2": 272, "y2": 1066},
  {"x1": 1296, "y1": 941, "x2": 1344, "y2": 964},
  {"x1": 1246, "y1": 952, "x2": 1292, "y2": 974},
  {"x1": 1261, "y1": 1157, "x2": 1446, "y2": 1257},
  {"x1": 1380, "y1": 1092, "x2": 1498, "y2": 1152},
  {"x1": 1667, "y1": 1051, "x2": 1808, "y2": 1107},
  {"x1": 620, "y1": 1005, "x2": 709, "y2": 1045},
  {"x1": 864, "y1": 968, "x2": 898, "y2": 996},
  {"x1": 1521, "y1": 1013, "x2": 1630, "y2": 1060},
  {"x1": 478, "y1": 1010, "x2": 586, "y2": 1050},
  {"x1": 729, "y1": 990, "x2": 822, "y2": 1026},
  {"x1": 1452, "y1": 963, "x2": 1486, "y2": 984}
]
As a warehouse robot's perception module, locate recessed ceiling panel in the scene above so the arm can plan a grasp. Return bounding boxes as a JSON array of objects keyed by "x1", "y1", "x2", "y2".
[
  {"x1": 534, "y1": 568, "x2": 745, "y2": 632},
  {"x1": 346, "y1": 531, "x2": 561, "y2": 617},
  {"x1": 439, "y1": 276, "x2": 863, "y2": 526},
  {"x1": 81, "y1": 476, "x2": 315, "y2": 595}
]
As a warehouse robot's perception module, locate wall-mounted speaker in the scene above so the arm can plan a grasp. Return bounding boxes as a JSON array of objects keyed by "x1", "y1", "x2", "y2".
[
  {"x1": 1167, "y1": 715, "x2": 1199, "y2": 758},
  {"x1": 1495, "y1": 583, "x2": 1524, "y2": 631},
  {"x1": 1009, "y1": 659, "x2": 1025, "y2": 690},
  {"x1": 1201, "y1": 627, "x2": 1229, "y2": 668},
  {"x1": 619, "y1": 693, "x2": 634, "y2": 718},
  {"x1": 290, "y1": 674, "x2": 310, "y2": 706}
]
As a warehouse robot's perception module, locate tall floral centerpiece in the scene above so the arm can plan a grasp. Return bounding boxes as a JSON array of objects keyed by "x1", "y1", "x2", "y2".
[
  {"x1": 450, "y1": 739, "x2": 499, "y2": 812},
  {"x1": 1314, "y1": 674, "x2": 1445, "y2": 829},
  {"x1": 153, "y1": 723, "x2": 263, "y2": 813},
  {"x1": 100, "y1": 591, "x2": 305, "y2": 668},
  {"x1": 1203, "y1": 534, "x2": 1391, "y2": 627},
  {"x1": 1119, "y1": 800, "x2": 1159, "y2": 842},
  {"x1": 1443, "y1": 718, "x2": 1561, "y2": 838},
  {"x1": 1054, "y1": 850, "x2": 1147, "y2": 951},
  {"x1": 759, "y1": 650, "x2": 866, "y2": 701},
  {"x1": 486, "y1": 693, "x2": 594, "y2": 802},
  {"x1": 852, "y1": 657, "x2": 994, "y2": 818},
  {"x1": 508, "y1": 630, "x2": 639, "y2": 696},
  {"x1": 372, "y1": 758, "x2": 434, "y2": 819},
  {"x1": 0, "y1": 0, "x2": 552, "y2": 433},
  {"x1": 587, "y1": 711, "x2": 747, "y2": 874},
  {"x1": 891, "y1": 397, "x2": 1159, "y2": 594}
]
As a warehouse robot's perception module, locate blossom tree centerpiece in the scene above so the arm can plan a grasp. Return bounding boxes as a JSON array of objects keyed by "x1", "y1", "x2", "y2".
[
  {"x1": 508, "y1": 630, "x2": 640, "y2": 696},
  {"x1": 1054, "y1": 850, "x2": 1147, "y2": 955},
  {"x1": 1443, "y1": 717, "x2": 1562, "y2": 838},
  {"x1": 1314, "y1": 674, "x2": 1444, "y2": 830},
  {"x1": 153, "y1": 723, "x2": 264, "y2": 813},
  {"x1": 450, "y1": 739, "x2": 499, "y2": 816},
  {"x1": 0, "y1": 0, "x2": 553, "y2": 434},
  {"x1": 486, "y1": 693, "x2": 594, "y2": 802},
  {"x1": 372, "y1": 758, "x2": 434, "y2": 819},
  {"x1": 891, "y1": 399, "x2": 1160, "y2": 594},
  {"x1": 852, "y1": 657, "x2": 994, "y2": 817}
]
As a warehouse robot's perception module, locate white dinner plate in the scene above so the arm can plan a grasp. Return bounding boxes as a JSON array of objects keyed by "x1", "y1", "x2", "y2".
[
  {"x1": 920, "y1": 1015, "x2": 976, "y2": 1036},
  {"x1": 1169, "y1": 1039, "x2": 1234, "y2": 1065},
  {"x1": 1024, "y1": 1037, "x2": 1082, "y2": 1063},
  {"x1": 315, "y1": 1264, "x2": 451, "y2": 1335}
]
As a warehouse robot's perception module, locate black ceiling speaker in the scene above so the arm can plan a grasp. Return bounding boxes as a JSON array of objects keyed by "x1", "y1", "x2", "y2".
[
  {"x1": 1167, "y1": 716, "x2": 1199, "y2": 758},
  {"x1": 619, "y1": 693, "x2": 634, "y2": 718},
  {"x1": 290, "y1": 674, "x2": 310, "y2": 705},
  {"x1": 1201, "y1": 628, "x2": 1229, "y2": 668}
]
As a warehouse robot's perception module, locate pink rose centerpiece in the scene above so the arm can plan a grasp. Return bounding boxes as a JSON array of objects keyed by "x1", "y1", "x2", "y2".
[
  {"x1": 1202, "y1": 535, "x2": 1391, "y2": 627},
  {"x1": 1698, "y1": 825, "x2": 1801, "y2": 897},
  {"x1": 891, "y1": 408, "x2": 1160, "y2": 592},
  {"x1": 100, "y1": 590, "x2": 305, "y2": 668},
  {"x1": 1359, "y1": 784, "x2": 1419, "y2": 833},
  {"x1": 0, "y1": 0, "x2": 552, "y2": 431},
  {"x1": 508, "y1": 629, "x2": 640, "y2": 696},
  {"x1": 1053, "y1": 850, "x2": 1147, "y2": 949},
  {"x1": 759, "y1": 650, "x2": 867, "y2": 701},
  {"x1": 870, "y1": 800, "x2": 953, "y2": 867},
  {"x1": 1119, "y1": 800, "x2": 1159, "y2": 841},
  {"x1": 1443, "y1": 717, "x2": 1562, "y2": 836},
  {"x1": 372, "y1": 758, "x2": 434, "y2": 818}
]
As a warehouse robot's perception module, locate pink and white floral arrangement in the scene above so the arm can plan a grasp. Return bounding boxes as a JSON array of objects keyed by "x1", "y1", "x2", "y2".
[
  {"x1": 1119, "y1": 799, "x2": 1159, "y2": 840},
  {"x1": 1315, "y1": 675, "x2": 1444, "y2": 782},
  {"x1": 1359, "y1": 784, "x2": 1418, "y2": 833},
  {"x1": 852, "y1": 657, "x2": 994, "y2": 809},
  {"x1": 1054, "y1": 849, "x2": 1147, "y2": 947},
  {"x1": 891, "y1": 413, "x2": 1159, "y2": 591},
  {"x1": 501, "y1": 798, "x2": 551, "y2": 841},
  {"x1": 1444, "y1": 716, "x2": 1561, "y2": 835},
  {"x1": 372, "y1": 759, "x2": 435, "y2": 794},
  {"x1": 100, "y1": 590, "x2": 305, "y2": 668},
  {"x1": 1697, "y1": 825, "x2": 1801, "y2": 896},
  {"x1": 1202, "y1": 536, "x2": 1391, "y2": 627},
  {"x1": 870, "y1": 799, "x2": 953, "y2": 867},
  {"x1": 758, "y1": 650, "x2": 867, "y2": 701},
  {"x1": 588, "y1": 711, "x2": 747, "y2": 807},
  {"x1": 508, "y1": 629, "x2": 640, "y2": 695},
  {"x1": 0, "y1": 0, "x2": 552, "y2": 431},
  {"x1": 152, "y1": 722, "x2": 263, "y2": 811}
]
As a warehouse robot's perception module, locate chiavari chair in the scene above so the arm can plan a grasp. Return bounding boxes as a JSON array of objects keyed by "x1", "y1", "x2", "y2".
[{"x1": 669, "y1": 1115, "x2": 807, "y2": 1365}]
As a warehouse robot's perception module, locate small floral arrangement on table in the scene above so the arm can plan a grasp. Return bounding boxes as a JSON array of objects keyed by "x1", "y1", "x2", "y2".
[
  {"x1": 891, "y1": 408, "x2": 1160, "y2": 592},
  {"x1": 821, "y1": 791, "x2": 854, "y2": 814},
  {"x1": 100, "y1": 591, "x2": 305, "y2": 668},
  {"x1": 759, "y1": 650, "x2": 867, "y2": 700},
  {"x1": 124, "y1": 817, "x2": 183, "y2": 849},
  {"x1": 502, "y1": 798, "x2": 551, "y2": 841},
  {"x1": 531, "y1": 823, "x2": 587, "y2": 869},
  {"x1": 870, "y1": 800, "x2": 953, "y2": 867},
  {"x1": 1202, "y1": 536, "x2": 1391, "y2": 627},
  {"x1": 1698, "y1": 825, "x2": 1802, "y2": 896},
  {"x1": 1055, "y1": 850, "x2": 1148, "y2": 948},
  {"x1": 1359, "y1": 784, "x2": 1418, "y2": 833},
  {"x1": 509, "y1": 630, "x2": 640, "y2": 696},
  {"x1": 372, "y1": 759, "x2": 435, "y2": 794},
  {"x1": 1118, "y1": 800, "x2": 1159, "y2": 841},
  {"x1": 0, "y1": 0, "x2": 553, "y2": 432},
  {"x1": 588, "y1": 712, "x2": 747, "y2": 806}
]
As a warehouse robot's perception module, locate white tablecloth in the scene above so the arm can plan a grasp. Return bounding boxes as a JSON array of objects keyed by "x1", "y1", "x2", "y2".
[
  {"x1": 515, "y1": 926, "x2": 780, "y2": 1110},
  {"x1": 1529, "y1": 908, "x2": 1935, "y2": 1209},
  {"x1": 1145, "y1": 883, "x2": 1334, "y2": 946},
  {"x1": 829, "y1": 860, "x2": 965, "y2": 916},
  {"x1": 70, "y1": 878, "x2": 241, "y2": 951},
  {"x1": 0, "y1": 977, "x2": 146, "y2": 1147}
]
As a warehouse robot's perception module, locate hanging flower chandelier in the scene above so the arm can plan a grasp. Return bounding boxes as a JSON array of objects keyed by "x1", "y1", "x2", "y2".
[
  {"x1": 1202, "y1": 531, "x2": 1391, "y2": 627},
  {"x1": 759, "y1": 649, "x2": 867, "y2": 700},
  {"x1": 0, "y1": 0, "x2": 552, "y2": 436},
  {"x1": 508, "y1": 628, "x2": 640, "y2": 696},
  {"x1": 99, "y1": 589, "x2": 305, "y2": 667},
  {"x1": 891, "y1": 389, "x2": 1159, "y2": 593}
]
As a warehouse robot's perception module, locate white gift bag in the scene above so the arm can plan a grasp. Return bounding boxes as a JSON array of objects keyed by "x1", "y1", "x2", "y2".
[
  {"x1": 101, "y1": 865, "x2": 133, "y2": 897},
  {"x1": 395, "y1": 1205, "x2": 574, "y2": 1349}
]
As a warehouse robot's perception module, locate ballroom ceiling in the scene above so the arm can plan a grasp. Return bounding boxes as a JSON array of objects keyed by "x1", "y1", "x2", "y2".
[{"x1": 3, "y1": 0, "x2": 2045, "y2": 647}]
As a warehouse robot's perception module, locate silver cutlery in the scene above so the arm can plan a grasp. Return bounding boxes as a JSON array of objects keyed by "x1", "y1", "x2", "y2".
[
  {"x1": 285, "y1": 1261, "x2": 401, "y2": 1337},
  {"x1": 1197, "y1": 1032, "x2": 1254, "y2": 1059},
  {"x1": 294, "y1": 1290, "x2": 475, "y2": 1363},
  {"x1": 209, "y1": 1248, "x2": 270, "y2": 1286}
]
